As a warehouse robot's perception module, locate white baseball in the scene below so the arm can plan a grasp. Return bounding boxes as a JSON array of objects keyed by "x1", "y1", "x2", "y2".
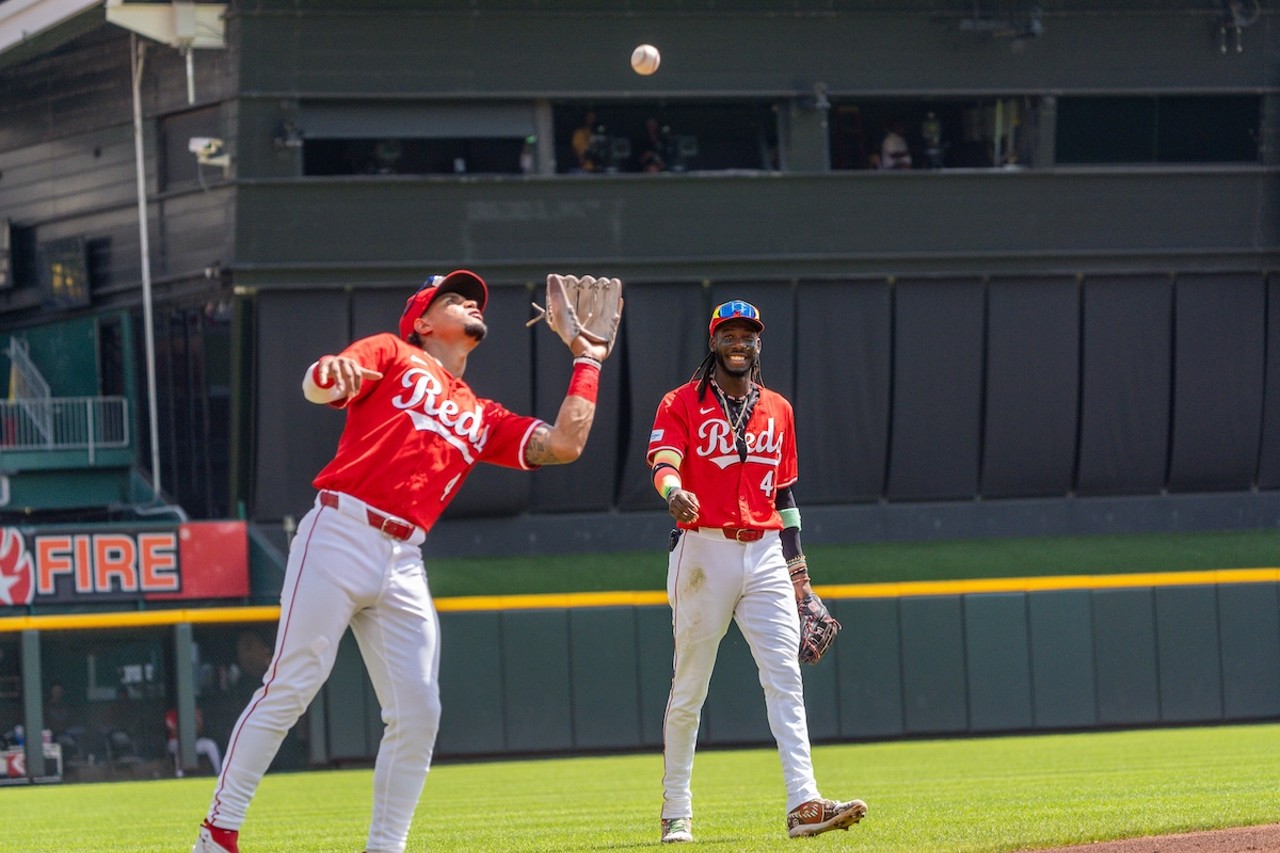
[{"x1": 631, "y1": 44, "x2": 661, "y2": 76}]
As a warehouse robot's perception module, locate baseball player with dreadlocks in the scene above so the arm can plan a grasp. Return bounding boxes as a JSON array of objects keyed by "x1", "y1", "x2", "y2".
[{"x1": 646, "y1": 299, "x2": 866, "y2": 844}]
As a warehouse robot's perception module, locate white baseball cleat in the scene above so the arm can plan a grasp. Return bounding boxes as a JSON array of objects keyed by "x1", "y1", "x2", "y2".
[
  {"x1": 660, "y1": 816, "x2": 694, "y2": 843},
  {"x1": 193, "y1": 820, "x2": 239, "y2": 853},
  {"x1": 786, "y1": 797, "x2": 868, "y2": 838}
]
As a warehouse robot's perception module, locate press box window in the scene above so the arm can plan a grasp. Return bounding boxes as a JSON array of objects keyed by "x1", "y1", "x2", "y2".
[
  {"x1": 304, "y1": 137, "x2": 526, "y2": 175},
  {"x1": 298, "y1": 101, "x2": 536, "y2": 176},
  {"x1": 829, "y1": 97, "x2": 1038, "y2": 170},
  {"x1": 553, "y1": 102, "x2": 775, "y2": 173},
  {"x1": 1055, "y1": 95, "x2": 1260, "y2": 164}
]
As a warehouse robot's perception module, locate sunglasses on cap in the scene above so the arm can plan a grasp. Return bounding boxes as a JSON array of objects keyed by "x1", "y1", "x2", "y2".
[
  {"x1": 709, "y1": 300, "x2": 764, "y2": 336},
  {"x1": 713, "y1": 300, "x2": 760, "y2": 321}
]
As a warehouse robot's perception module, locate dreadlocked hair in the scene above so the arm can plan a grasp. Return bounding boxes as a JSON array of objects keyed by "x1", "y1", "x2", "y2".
[
  {"x1": 693, "y1": 351, "x2": 715, "y2": 400},
  {"x1": 693, "y1": 351, "x2": 764, "y2": 400}
]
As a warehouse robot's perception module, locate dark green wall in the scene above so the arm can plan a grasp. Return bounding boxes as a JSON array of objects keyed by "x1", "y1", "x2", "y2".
[
  {"x1": 232, "y1": 4, "x2": 1272, "y2": 98},
  {"x1": 318, "y1": 581, "x2": 1280, "y2": 760},
  {"x1": 231, "y1": 171, "x2": 1279, "y2": 280}
]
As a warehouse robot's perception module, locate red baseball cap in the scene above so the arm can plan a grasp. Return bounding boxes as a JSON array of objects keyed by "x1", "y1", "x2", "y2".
[
  {"x1": 399, "y1": 270, "x2": 488, "y2": 340},
  {"x1": 708, "y1": 299, "x2": 764, "y2": 337}
]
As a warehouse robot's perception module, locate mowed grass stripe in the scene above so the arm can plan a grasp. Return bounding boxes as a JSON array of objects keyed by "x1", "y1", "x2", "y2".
[{"x1": 4, "y1": 723, "x2": 1279, "y2": 852}]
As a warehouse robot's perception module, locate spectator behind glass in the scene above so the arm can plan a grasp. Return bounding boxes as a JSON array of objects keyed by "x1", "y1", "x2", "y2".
[
  {"x1": 638, "y1": 117, "x2": 669, "y2": 173},
  {"x1": 44, "y1": 681, "x2": 84, "y2": 761},
  {"x1": 236, "y1": 630, "x2": 274, "y2": 686},
  {"x1": 879, "y1": 119, "x2": 913, "y2": 170},
  {"x1": 571, "y1": 111, "x2": 600, "y2": 172}
]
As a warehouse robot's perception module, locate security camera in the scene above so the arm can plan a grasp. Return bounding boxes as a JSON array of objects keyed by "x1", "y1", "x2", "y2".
[
  {"x1": 188, "y1": 136, "x2": 230, "y2": 171},
  {"x1": 188, "y1": 137, "x2": 224, "y2": 158}
]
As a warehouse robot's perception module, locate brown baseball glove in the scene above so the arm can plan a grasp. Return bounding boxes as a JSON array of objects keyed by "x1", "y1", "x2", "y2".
[
  {"x1": 798, "y1": 592, "x2": 841, "y2": 665},
  {"x1": 527, "y1": 274, "x2": 624, "y2": 357}
]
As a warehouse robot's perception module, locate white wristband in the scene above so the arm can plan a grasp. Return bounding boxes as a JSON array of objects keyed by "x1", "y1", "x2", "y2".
[{"x1": 301, "y1": 360, "x2": 346, "y2": 404}]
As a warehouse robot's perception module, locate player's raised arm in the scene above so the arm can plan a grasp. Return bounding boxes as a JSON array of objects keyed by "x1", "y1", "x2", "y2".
[{"x1": 525, "y1": 336, "x2": 607, "y2": 465}]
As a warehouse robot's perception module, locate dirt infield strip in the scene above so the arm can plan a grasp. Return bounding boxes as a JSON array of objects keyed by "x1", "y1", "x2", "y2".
[{"x1": 1035, "y1": 824, "x2": 1280, "y2": 853}]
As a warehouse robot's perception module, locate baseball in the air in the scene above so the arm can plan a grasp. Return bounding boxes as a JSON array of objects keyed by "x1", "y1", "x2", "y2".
[{"x1": 631, "y1": 44, "x2": 661, "y2": 76}]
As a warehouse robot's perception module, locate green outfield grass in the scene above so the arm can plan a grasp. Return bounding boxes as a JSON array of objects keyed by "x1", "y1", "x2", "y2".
[
  {"x1": 6, "y1": 722, "x2": 1279, "y2": 852},
  {"x1": 425, "y1": 528, "x2": 1280, "y2": 597}
]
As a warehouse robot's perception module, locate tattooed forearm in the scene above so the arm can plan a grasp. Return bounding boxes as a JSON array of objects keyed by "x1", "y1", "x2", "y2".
[
  {"x1": 524, "y1": 396, "x2": 597, "y2": 466},
  {"x1": 525, "y1": 424, "x2": 556, "y2": 465}
]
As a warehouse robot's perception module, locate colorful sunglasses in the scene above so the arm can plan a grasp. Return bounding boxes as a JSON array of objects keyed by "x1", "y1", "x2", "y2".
[{"x1": 711, "y1": 300, "x2": 761, "y2": 322}]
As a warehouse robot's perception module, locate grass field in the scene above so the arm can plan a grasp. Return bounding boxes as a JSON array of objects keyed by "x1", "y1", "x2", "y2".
[
  {"x1": 425, "y1": 528, "x2": 1280, "y2": 597},
  {"x1": 7, "y1": 722, "x2": 1279, "y2": 852}
]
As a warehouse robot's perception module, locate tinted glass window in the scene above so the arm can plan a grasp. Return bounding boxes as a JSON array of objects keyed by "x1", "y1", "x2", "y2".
[{"x1": 1057, "y1": 96, "x2": 1259, "y2": 164}]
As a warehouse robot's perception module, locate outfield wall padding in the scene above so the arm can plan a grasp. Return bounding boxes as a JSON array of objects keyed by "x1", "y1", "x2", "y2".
[
  {"x1": 10, "y1": 580, "x2": 1278, "y2": 780},
  {"x1": 1028, "y1": 590, "x2": 1096, "y2": 729},
  {"x1": 344, "y1": 580, "x2": 1280, "y2": 760}
]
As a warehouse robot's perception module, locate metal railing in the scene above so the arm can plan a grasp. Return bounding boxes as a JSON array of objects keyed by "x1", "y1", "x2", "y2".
[
  {"x1": 0, "y1": 397, "x2": 130, "y2": 464},
  {"x1": 5, "y1": 338, "x2": 50, "y2": 402}
]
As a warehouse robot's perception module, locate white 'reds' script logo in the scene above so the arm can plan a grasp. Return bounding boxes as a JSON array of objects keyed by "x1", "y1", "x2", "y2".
[
  {"x1": 695, "y1": 418, "x2": 783, "y2": 469},
  {"x1": 392, "y1": 365, "x2": 490, "y2": 463}
]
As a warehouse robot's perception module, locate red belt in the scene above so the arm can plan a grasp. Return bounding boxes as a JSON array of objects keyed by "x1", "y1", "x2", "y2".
[
  {"x1": 718, "y1": 527, "x2": 765, "y2": 542},
  {"x1": 319, "y1": 491, "x2": 416, "y2": 542}
]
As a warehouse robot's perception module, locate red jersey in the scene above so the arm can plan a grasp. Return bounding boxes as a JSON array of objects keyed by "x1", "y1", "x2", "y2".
[
  {"x1": 312, "y1": 334, "x2": 542, "y2": 531},
  {"x1": 646, "y1": 380, "x2": 797, "y2": 531}
]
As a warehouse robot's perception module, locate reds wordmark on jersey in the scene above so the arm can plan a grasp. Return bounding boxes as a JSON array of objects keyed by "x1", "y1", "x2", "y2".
[
  {"x1": 647, "y1": 380, "x2": 797, "y2": 531},
  {"x1": 312, "y1": 333, "x2": 542, "y2": 531}
]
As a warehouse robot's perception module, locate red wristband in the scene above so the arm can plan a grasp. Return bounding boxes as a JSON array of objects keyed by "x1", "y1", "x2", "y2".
[{"x1": 567, "y1": 360, "x2": 600, "y2": 403}]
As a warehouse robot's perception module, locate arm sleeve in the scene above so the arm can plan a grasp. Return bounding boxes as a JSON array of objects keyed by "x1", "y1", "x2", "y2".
[{"x1": 777, "y1": 485, "x2": 804, "y2": 560}]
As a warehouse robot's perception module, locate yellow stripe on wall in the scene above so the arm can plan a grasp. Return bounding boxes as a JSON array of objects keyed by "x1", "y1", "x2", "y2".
[
  {"x1": 435, "y1": 590, "x2": 669, "y2": 612},
  {"x1": 0, "y1": 606, "x2": 282, "y2": 633},
  {"x1": 818, "y1": 567, "x2": 1280, "y2": 600},
  {"x1": 0, "y1": 568, "x2": 1277, "y2": 631}
]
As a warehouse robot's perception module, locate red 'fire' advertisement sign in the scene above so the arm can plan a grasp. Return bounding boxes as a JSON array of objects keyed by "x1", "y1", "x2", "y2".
[{"x1": 0, "y1": 522, "x2": 249, "y2": 607}]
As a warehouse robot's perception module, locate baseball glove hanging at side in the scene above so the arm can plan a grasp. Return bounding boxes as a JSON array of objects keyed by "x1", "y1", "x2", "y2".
[
  {"x1": 527, "y1": 274, "x2": 624, "y2": 356},
  {"x1": 798, "y1": 592, "x2": 841, "y2": 665}
]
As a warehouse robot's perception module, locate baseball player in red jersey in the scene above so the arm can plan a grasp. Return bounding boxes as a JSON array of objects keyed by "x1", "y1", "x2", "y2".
[
  {"x1": 646, "y1": 300, "x2": 867, "y2": 843},
  {"x1": 194, "y1": 270, "x2": 615, "y2": 853}
]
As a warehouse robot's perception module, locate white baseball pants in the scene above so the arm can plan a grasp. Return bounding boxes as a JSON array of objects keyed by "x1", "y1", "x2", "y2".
[
  {"x1": 661, "y1": 527, "x2": 820, "y2": 818},
  {"x1": 205, "y1": 492, "x2": 440, "y2": 853}
]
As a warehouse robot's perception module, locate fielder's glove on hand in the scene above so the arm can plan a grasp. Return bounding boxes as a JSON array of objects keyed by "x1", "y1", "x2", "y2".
[
  {"x1": 528, "y1": 274, "x2": 624, "y2": 358},
  {"x1": 797, "y1": 592, "x2": 841, "y2": 665}
]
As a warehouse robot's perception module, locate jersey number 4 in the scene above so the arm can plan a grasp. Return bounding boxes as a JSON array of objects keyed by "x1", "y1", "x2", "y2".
[{"x1": 760, "y1": 470, "x2": 774, "y2": 496}]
